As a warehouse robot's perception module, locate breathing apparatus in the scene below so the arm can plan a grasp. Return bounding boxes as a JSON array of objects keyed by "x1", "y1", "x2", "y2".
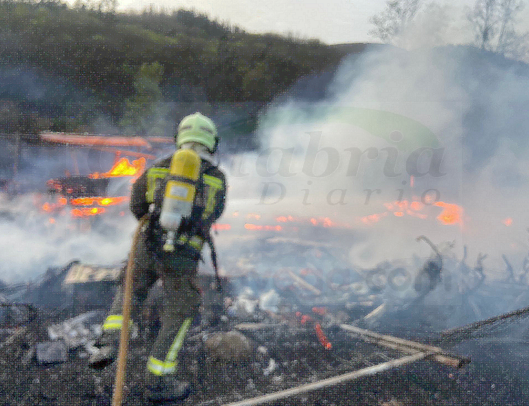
[{"x1": 158, "y1": 112, "x2": 218, "y2": 251}]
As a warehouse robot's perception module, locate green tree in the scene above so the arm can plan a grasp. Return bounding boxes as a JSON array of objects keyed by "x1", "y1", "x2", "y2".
[{"x1": 120, "y1": 62, "x2": 168, "y2": 136}]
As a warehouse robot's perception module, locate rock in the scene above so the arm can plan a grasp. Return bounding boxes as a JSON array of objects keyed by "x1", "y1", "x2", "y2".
[
  {"x1": 204, "y1": 331, "x2": 252, "y2": 361},
  {"x1": 36, "y1": 341, "x2": 68, "y2": 364},
  {"x1": 47, "y1": 310, "x2": 105, "y2": 350}
]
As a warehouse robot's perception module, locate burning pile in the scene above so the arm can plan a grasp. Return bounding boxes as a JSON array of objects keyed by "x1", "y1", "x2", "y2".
[{"x1": 39, "y1": 157, "x2": 146, "y2": 221}]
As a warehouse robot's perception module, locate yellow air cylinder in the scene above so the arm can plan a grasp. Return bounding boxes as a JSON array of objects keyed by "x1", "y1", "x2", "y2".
[{"x1": 159, "y1": 149, "x2": 201, "y2": 251}]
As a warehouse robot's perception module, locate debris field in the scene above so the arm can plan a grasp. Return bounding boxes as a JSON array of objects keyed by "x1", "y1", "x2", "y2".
[{"x1": 2, "y1": 237, "x2": 529, "y2": 405}]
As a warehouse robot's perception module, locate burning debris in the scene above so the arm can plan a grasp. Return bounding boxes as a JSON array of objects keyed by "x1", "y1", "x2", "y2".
[
  {"x1": 1, "y1": 230, "x2": 529, "y2": 405},
  {"x1": 39, "y1": 156, "x2": 146, "y2": 221}
]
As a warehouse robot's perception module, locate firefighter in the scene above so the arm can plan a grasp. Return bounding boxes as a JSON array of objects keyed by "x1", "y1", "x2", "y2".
[{"x1": 89, "y1": 112, "x2": 227, "y2": 402}]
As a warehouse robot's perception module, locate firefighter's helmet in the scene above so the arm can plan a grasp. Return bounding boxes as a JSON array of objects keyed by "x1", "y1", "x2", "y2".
[{"x1": 176, "y1": 112, "x2": 218, "y2": 153}]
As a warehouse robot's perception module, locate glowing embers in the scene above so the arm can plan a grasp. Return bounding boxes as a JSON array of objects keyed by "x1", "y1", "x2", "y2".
[
  {"x1": 361, "y1": 199, "x2": 463, "y2": 226},
  {"x1": 41, "y1": 197, "x2": 68, "y2": 213},
  {"x1": 212, "y1": 224, "x2": 232, "y2": 231},
  {"x1": 361, "y1": 212, "x2": 388, "y2": 225},
  {"x1": 240, "y1": 215, "x2": 351, "y2": 233},
  {"x1": 244, "y1": 224, "x2": 283, "y2": 231},
  {"x1": 434, "y1": 201, "x2": 463, "y2": 225}
]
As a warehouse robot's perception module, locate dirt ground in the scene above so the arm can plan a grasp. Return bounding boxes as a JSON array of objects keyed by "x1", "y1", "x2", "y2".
[{"x1": 1, "y1": 317, "x2": 529, "y2": 406}]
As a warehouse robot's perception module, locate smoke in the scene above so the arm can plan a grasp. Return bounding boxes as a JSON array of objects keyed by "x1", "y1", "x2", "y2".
[
  {"x1": 224, "y1": 44, "x2": 529, "y2": 276},
  {"x1": 0, "y1": 193, "x2": 137, "y2": 283},
  {"x1": 0, "y1": 145, "x2": 139, "y2": 283},
  {"x1": 398, "y1": 2, "x2": 474, "y2": 50}
]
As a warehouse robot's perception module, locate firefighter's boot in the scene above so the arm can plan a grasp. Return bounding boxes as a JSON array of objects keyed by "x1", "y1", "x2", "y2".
[{"x1": 144, "y1": 376, "x2": 191, "y2": 403}]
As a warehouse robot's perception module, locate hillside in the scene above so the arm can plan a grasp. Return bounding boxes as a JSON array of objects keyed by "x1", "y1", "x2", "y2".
[{"x1": 0, "y1": 1, "x2": 351, "y2": 137}]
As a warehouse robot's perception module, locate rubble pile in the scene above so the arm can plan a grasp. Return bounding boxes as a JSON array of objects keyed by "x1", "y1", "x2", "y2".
[{"x1": 1, "y1": 236, "x2": 529, "y2": 405}]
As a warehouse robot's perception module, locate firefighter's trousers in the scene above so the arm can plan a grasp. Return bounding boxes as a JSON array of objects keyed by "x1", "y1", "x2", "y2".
[{"x1": 100, "y1": 230, "x2": 201, "y2": 385}]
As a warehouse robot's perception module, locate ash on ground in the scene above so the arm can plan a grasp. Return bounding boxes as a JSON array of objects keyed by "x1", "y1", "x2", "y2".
[{"x1": 2, "y1": 238, "x2": 529, "y2": 405}]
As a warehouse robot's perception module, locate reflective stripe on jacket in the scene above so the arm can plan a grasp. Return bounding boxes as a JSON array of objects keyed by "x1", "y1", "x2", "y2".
[{"x1": 130, "y1": 154, "x2": 227, "y2": 256}]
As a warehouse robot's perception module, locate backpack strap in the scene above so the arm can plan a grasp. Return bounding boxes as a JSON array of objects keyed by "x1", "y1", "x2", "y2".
[{"x1": 190, "y1": 162, "x2": 223, "y2": 292}]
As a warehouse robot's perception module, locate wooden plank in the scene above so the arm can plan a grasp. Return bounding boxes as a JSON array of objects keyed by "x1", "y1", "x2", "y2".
[
  {"x1": 441, "y1": 304, "x2": 529, "y2": 341},
  {"x1": 287, "y1": 270, "x2": 321, "y2": 295},
  {"x1": 222, "y1": 352, "x2": 429, "y2": 406},
  {"x1": 340, "y1": 324, "x2": 469, "y2": 368}
]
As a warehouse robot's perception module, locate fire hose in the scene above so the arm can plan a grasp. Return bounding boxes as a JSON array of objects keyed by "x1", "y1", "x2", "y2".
[{"x1": 112, "y1": 216, "x2": 147, "y2": 406}]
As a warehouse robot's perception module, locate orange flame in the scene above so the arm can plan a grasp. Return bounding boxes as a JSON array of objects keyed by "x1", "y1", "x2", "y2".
[
  {"x1": 42, "y1": 199, "x2": 66, "y2": 213},
  {"x1": 71, "y1": 207, "x2": 106, "y2": 217},
  {"x1": 89, "y1": 157, "x2": 146, "y2": 180},
  {"x1": 503, "y1": 217, "x2": 513, "y2": 226},
  {"x1": 361, "y1": 199, "x2": 463, "y2": 226},
  {"x1": 434, "y1": 201, "x2": 463, "y2": 225},
  {"x1": 70, "y1": 196, "x2": 129, "y2": 207}
]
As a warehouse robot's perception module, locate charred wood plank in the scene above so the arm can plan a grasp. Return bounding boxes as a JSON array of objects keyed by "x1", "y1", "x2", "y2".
[{"x1": 340, "y1": 324, "x2": 469, "y2": 369}]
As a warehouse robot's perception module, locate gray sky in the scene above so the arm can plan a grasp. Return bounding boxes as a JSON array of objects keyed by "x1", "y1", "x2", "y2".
[{"x1": 108, "y1": 0, "x2": 486, "y2": 44}]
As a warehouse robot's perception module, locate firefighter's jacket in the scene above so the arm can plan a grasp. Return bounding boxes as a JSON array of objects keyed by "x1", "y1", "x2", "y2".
[{"x1": 130, "y1": 153, "x2": 227, "y2": 259}]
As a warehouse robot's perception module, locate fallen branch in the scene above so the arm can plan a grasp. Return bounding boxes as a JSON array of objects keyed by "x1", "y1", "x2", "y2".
[
  {"x1": 340, "y1": 324, "x2": 469, "y2": 369},
  {"x1": 222, "y1": 352, "x2": 429, "y2": 406}
]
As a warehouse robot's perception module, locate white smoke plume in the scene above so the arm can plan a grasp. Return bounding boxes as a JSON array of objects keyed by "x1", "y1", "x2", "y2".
[
  {"x1": 0, "y1": 146, "x2": 138, "y2": 284},
  {"x1": 225, "y1": 44, "x2": 529, "y2": 275},
  {"x1": 0, "y1": 193, "x2": 137, "y2": 283}
]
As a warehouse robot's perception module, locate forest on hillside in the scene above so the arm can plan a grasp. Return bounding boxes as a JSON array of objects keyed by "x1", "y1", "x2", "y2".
[{"x1": 0, "y1": 0, "x2": 348, "y2": 139}]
